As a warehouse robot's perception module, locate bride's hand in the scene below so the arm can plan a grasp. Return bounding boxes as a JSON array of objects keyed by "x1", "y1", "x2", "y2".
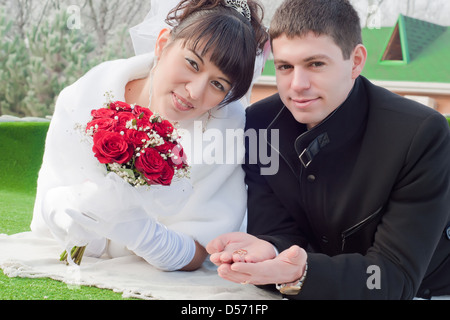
[
  {"x1": 72, "y1": 173, "x2": 143, "y2": 221},
  {"x1": 65, "y1": 206, "x2": 151, "y2": 249},
  {"x1": 42, "y1": 186, "x2": 106, "y2": 256}
]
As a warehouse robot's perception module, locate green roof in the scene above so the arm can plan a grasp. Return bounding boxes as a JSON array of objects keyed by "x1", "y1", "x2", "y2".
[
  {"x1": 261, "y1": 15, "x2": 450, "y2": 84},
  {"x1": 363, "y1": 15, "x2": 450, "y2": 83},
  {"x1": 379, "y1": 15, "x2": 447, "y2": 65}
]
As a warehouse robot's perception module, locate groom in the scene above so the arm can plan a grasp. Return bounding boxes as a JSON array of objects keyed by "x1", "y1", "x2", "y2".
[{"x1": 207, "y1": 0, "x2": 450, "y2": 299}]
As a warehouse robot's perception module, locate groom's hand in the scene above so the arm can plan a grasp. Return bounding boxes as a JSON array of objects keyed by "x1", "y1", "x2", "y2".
[
  {"x1": 214, "y1": 245, "x2": 308, "y2": 286},
  {"x1": 206, "y1": 232, "x2": 277, "y2": 265}
]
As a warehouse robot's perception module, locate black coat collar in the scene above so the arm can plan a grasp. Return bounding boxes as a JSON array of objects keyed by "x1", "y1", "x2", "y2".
[{"x1": 266, "y1": 77, "x2": 369, "y2": 176}]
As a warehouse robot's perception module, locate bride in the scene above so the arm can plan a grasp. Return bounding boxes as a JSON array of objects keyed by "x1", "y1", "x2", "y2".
[{"x1": 30, "y1": 0, "x2": 268, "y2": 272}]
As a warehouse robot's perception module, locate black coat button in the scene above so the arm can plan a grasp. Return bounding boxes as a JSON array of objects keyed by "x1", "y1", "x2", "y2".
[
  {"x1": 321, "y1": 236, "x2": 329, "y2": 243},
  {"x1": 307, "y1": 175, "x2": 316, "y2": 182}
]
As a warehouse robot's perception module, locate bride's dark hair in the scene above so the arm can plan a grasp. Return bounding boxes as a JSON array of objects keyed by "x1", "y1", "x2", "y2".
[{"x1": 166, "y1": 0, "x2": 268, "y2": 105}]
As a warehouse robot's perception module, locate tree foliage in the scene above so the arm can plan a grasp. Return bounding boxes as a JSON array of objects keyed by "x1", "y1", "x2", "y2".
[{"x1": 0, "y1": 1, "x2": 149, "y2": 118}]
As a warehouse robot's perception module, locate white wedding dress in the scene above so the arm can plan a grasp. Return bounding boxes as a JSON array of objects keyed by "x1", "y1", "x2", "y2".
[{"x1": 30, "y1": 51, "x2": 247, "y2": 257}]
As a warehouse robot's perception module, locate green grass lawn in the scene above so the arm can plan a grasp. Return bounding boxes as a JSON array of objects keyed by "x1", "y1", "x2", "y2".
[
  {"x1": 0, "y1": 194, "x2": 132, "y2": 300},
  {"x1": 0, "y1": 122, "x2": 134, "y2": 300},
  {"x1": 0, "y1": 192, "x2": 136, "y2": 301}
]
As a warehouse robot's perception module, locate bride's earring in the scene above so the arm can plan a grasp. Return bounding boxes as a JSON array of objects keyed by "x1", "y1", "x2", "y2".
[{"x1": 202, "y1": 110, "x2": 214, "y2": 133}]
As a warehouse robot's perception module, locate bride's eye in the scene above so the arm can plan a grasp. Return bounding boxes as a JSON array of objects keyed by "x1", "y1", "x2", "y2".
[
  {"x1": 211, "y1": 80, "x2": 225, "y2": 92},
  {"x1": 186, "y1": 58, "x2": 199, "y2": 71}
]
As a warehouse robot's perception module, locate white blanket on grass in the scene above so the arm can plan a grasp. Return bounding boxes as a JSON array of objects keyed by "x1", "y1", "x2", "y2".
[
  {"x1": 2, "y1": 232, "x2": 450, "y2": 300},
  {"x1": 0, "y1": 232, "x2": 281, "y2": 300}
]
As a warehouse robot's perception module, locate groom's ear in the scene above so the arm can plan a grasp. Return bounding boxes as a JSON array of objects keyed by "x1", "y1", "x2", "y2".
[
  {"x1": 155, "y1": 28, "x2": 171, "y2": 57},
  {"x1": 350, "y1": 44, "x2": 367, "y2": 80}
]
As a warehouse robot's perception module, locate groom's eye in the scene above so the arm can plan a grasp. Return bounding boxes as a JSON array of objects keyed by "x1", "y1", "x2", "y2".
[
  {"x1": 276, "y1": 64, "x2": 292, "y2": 71},
  {"x1": 310, "y1": 61, "x2": 325, "y2": 68}
]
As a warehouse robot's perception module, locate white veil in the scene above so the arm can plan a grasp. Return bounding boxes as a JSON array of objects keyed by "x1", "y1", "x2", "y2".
[
  {"x1": 129, "y1": 0, "x2": 269, "y2": 106},
  {"x1": 129, "y1": 0, "x2": 180, "y2": 56}
]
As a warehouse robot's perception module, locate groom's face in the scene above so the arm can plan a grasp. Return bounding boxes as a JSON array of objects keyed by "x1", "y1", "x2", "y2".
[{"x1": 272, "y1": 32, "x2": 357, "y2": 129}]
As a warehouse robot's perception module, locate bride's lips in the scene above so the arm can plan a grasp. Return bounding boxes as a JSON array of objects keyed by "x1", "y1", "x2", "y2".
[
  {"x1": 292, "y1": 97, "x2": 320, "y2": 109},
  {"x1": 173, "y1": 93, "x2": 194, "y2": 111}
]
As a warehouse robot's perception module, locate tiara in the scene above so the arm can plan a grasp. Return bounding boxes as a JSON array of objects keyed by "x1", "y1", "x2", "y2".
[{"x1": 224, "y1": 0, "x2": 251, "y2": 22}]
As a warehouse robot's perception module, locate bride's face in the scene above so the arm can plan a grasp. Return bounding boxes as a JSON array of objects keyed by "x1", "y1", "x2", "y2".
[{"x1": 151, "y1": 30, "x2": 233, "y2": 122}]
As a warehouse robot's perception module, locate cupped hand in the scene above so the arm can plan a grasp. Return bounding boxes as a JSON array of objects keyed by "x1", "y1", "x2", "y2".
[
  {"x1": 216, "y1": 245, "x2": 307, "y2": 286},
  {"x1": 206, "y1": 232, "x2": 277, "y2": 265}
]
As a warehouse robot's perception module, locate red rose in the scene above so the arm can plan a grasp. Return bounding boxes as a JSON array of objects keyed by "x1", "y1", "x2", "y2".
[
  {"x1": 91, "y1": 108, "x2": 116, "y2": 120},
  {"x1": 126, "y1": 129, "x2": 149, "y2": 149},
  {"x1": 92, "y1": 130, "x2": 134, "y2": 164},
  {"x1": 132, "y1": 105, "x2": 153, "y2": 121},
  {"x1": 116, "y1": 112, "x2": 136, "y2": 128},
  {"x1": 86, "y1": 118, "x2": 116, "y2": 134},
  {"x1": 154, "y1": 162, "x2": 175, "y2": 186},
  {"x1": 110, "y1": 101, "x2": 133, "y2": 112},
  {"x1": 135, "y1": 148, "x2": 174, "y2": 185},
  {"x1": 153, "y1": 120, "x2": 174, "y2": 138},
  {"x1": 135, "y1": 110, "x2": 154, "y2": 129},
  {"x1": 155, "y1": 140, "x2": 176, "y2": 155}
]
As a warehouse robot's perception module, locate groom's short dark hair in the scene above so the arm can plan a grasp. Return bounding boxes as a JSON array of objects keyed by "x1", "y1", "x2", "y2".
[{"x1": 270, "y1": 0, "x2": 362, "y2": 59}]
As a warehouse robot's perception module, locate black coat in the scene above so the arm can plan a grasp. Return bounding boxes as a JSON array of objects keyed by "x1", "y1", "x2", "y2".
[{"x1": 244, "y1": 76, "x2": 450, "y2": 300}]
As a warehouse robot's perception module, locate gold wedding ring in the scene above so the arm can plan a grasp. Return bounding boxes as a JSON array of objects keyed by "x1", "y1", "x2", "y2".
[{"x1": 233, "y1": 249, "x2": 248, "y2": 256}]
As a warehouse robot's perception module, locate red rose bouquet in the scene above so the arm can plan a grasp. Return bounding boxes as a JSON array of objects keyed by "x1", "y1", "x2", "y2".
[
  {"x1": 86, "y1": 100, "x2": 189, "y2": 186},
  {"x1": 60, "y1": 99, "x2": 189, "y2": 265}
]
